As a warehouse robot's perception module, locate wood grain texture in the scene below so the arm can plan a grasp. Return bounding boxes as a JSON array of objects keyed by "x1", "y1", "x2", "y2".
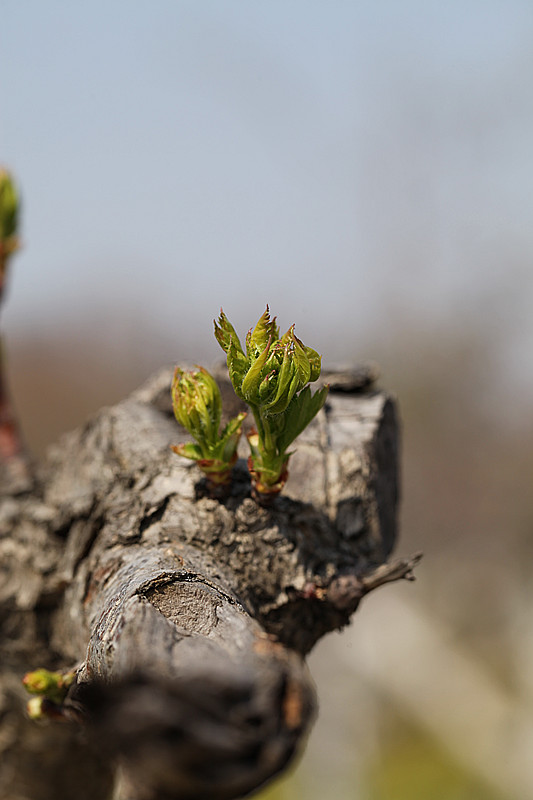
[{"x1": 0, "y1": 366, "x2": 408, "y2": 800}]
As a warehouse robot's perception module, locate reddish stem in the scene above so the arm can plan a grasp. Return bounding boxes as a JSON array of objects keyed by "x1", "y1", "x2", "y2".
[
  {"x1": 0, "y1": 255, "x2": 34, "y2": 492},
  {"x1": 247, "y1": 456, "x2": 289, "y2": 506}
]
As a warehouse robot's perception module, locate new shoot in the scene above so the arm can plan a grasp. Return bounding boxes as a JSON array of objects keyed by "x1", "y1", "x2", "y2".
[
  {"x1": 171, "y1": 366, "x2": 246, "y2": 494},
  {"x1": 214, "y1": 307, "x2": 329, "y2": 502}
]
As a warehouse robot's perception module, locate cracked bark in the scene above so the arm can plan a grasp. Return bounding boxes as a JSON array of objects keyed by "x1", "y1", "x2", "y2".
[{"x1": 0, "y1": 365, "x2": 416, "y2": 800}]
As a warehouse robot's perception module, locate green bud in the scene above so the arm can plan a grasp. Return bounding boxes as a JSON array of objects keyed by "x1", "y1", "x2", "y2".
[
  {"x1": 171, "y1": 366, "x2": 246, "y2": 491},
  {"x1": 22, "y1": 668, "x2": 75, "y2": 704},
  {"x1": 172, "y1": 366, "x2": 222, "y2": 446}
]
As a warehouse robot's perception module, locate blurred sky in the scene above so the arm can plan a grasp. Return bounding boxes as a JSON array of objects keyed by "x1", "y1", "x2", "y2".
[{"x1": 1, "y1": 0, "x2": 533, "y2": 383}]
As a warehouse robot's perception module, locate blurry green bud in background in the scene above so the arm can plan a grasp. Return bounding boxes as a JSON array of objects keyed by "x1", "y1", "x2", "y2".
[
  {"x1": 22, "y1": 668, "x2": 76, "y2": 706},
  {"x1": 0, "y1": 169, "x2": 20, "y2": 274}
]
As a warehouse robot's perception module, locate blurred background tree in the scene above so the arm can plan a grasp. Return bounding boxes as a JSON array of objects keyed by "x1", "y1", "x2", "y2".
[{"x1": 2, "y1": 2, "x2": 533, "y2": 797}]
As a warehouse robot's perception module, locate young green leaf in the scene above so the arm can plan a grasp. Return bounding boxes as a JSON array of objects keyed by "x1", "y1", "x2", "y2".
[
  {"x1": 241, "y1": 337, "x2": 272, "y2": 402},
  {"x1": 305, "y1": 346, "x2": 322, "y2": 382},
  {"x1": 292, "y1": 332, "x2": 312, "y2": 388},
  {"x1": 227, "y1": 335, "x2": 249, "y2": 397},
  {"x1": 171, "y1": 442, "x2": 204, "y2": 460},
  {"x1": 214, "y1": 310, "x2": 245, "y2": 356},
  {"x1": 246, "y1": 305, "x2": 279, "y2": 358},
  {"x1": 278, "y1": 384, "x2": 329, "y2": 452}
]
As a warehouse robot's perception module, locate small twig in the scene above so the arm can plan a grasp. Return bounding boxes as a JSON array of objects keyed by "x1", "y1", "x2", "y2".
[
  {"x1": 361, "y1": 552, "x2": 423, "y2": 594},
  {"x1": 326, "y1": 553, "x2": 423, "y2": 612}
]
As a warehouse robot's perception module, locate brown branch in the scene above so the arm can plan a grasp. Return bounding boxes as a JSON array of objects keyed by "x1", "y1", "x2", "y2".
[{"x1": 0, "y1": 366, "x2": 413, "y2": 800}]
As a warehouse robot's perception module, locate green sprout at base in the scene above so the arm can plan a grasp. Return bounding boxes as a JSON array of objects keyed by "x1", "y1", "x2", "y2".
[
  {"x1": 171, "y1": 366, "x2": 246, "y2": 493},
  {"x1": 22, "y1": 667, "x2": 77, "y2": 721},
  {"x1": 214, "y1": 306, "x2": 329, "y2": 502}
]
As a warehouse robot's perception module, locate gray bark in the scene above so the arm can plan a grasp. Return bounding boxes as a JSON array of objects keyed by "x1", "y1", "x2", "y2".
[{"x1": 0, "y1": 366, "x2": 415, "y2": 800}]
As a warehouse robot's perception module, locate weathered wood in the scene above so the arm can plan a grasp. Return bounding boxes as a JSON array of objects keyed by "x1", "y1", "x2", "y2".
[{"x1": 0, "y1": 366, "x2": 410, "y2": 800}]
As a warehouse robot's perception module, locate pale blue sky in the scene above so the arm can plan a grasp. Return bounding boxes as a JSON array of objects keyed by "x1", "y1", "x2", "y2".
[{"x1": 2, "y1": 0, "x2": 533, "y2": 373}]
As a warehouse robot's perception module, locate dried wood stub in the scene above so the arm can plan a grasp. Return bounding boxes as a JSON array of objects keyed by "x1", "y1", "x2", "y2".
[{"x1": 0, "y1": 366, "x2": 407, "y2": 800}]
